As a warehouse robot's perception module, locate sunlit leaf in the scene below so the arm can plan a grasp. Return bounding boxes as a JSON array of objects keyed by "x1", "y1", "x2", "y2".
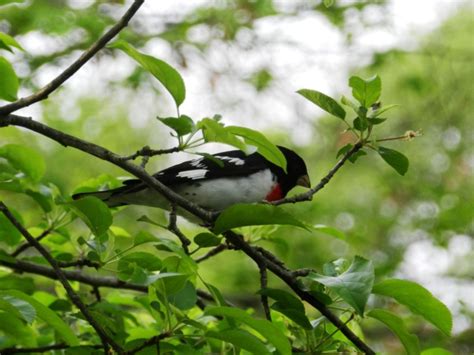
[
  {"x1": 367, "y1": 309, "x2": 420, "y2": 355},
  {"x1": 213, "y1": 204, "x2": 308, "y2": 234},
  {"x1": 226, "y1": 126, "x2": 287, "y2": 171},
  {"x1": 378, "y1": 146, "x2": 409, "y2": 176},
  {"x1": 297, "y1": 89, "x2": 346, "y2": 119},
  {"x1": 0, "y1": 290, "x2": 80, "y2": 345},
  {"x1": 373, "y1": 279, "x2": 452, "y2": 336},
  {"x1": 0, "y1": 144, "x2": 46, "y2": 182},
  {"x1": 197, "y1": 118, "x2": 247, "y2": 151},
  {"x1": 158, "y1": 115, "x2": 195, "y2": 136},
  {"x1": 0, "y1": 32, "x2": 24, "y2": 52},
  {"x1": 349, "y1": 75, "x2": 381, "y2": 107},
  {"x1": 111, "y1": 40, "x2": 186, "y2": 108},
  {"x1": 421, "y1": 348, "x2": 453, "y2": 355},
  {"x1": 0, "y1": 56, "x2": 18, "y2": 101},
  {"x1": 312, "y1": 224, "x2": 346, "y2": 240},
  {"x1": 308, "y1": 256, "x2": 374, "y2": 315}
]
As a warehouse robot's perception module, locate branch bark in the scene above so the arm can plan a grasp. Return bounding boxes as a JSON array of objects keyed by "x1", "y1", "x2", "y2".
[
  {"x1": 0, "y1": 202, "x2": 124, "y2": 354},
  {"x1": 0, "y1": 0, "x2": 145, "y2": 115}
]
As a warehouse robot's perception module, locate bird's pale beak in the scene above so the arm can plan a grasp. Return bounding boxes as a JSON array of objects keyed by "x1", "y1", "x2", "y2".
[{"x1": 296, "y1": 174, "x2": 311, "y2": 188}]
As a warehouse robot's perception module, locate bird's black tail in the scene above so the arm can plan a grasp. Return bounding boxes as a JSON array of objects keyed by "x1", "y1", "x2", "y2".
[{"x1": 72, "y1": 188, "x2": 128, "y2": 207}]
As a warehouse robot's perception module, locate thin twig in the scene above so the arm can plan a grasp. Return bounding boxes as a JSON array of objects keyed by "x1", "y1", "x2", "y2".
[
  {"x1": 11, "y1": 227, "x2": 53, "y2": 257},
  {"x1": 314, "y1": 313, "x2": 355, "y2": 351},
  {"x1": 271, "y1": 141, "x2": 364, "y2": 205},
  {"x1": 0, "y1": 0, "x2": 145, "y2": 115},
  {"x1": 57, "y1": 258, "x2": 100, "y2": 269},
  {"x1": 0, "y1": 202, "x2": 124, "y2": 354},
  {"x1": 126, "y1": 332, "x2": 171, "y2": 355},
  {"x1": 0, "y1": 343, "x2": 102, "y2": 354},
  {"x1": 195, "y1": 243, "x2": 228, "y2": 263},
  {"x1": 121, "y1": 145, "x2": 181, "y2": 161},
  {"x1": 258, "y1": 264, "x2": 271, "y2": 321},
  {"x1": 168, "y1": 204, "x2": 191, "y2": 253}
]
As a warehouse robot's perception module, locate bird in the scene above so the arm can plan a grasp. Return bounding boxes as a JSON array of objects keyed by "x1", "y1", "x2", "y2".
[{"x1": 72, "y1": 146, "x2": 310, "y2": 220}]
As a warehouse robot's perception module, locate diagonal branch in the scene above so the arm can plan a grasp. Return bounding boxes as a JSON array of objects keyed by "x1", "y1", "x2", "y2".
[
  {"x1": 0, "y1": 0, "x2": 145, "y2": 115},
  {"x1": 0, "y1": 202, "x2": 124, "y2": 354},
  {"x1": 271, "y1": 141, "x2": 364, "y2": 205},
  {"x1": 1, "y1": 114, "x2": 214, "y2": 222}
]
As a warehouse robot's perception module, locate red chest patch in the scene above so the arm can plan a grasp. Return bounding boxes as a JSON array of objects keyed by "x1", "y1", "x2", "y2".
[{"x1": 265, "y1": 184, "x2": 283, "y2": 202}]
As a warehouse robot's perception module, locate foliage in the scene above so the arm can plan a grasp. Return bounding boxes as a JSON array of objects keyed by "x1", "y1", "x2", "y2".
[{"x1": 1, "y1": 0, "x2": 471, "y2": 354}]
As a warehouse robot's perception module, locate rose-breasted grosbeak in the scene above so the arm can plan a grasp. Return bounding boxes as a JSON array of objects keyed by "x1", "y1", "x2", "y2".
[{"x1": 73, "y1": 146, "x2": 310, "y2": 217}]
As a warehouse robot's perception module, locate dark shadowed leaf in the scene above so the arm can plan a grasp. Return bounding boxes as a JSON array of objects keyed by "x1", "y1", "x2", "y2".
[
  {"x1": 297, "y1": 89, "x2": 346, "y2": 119},
  {"x1": 194, "y1": 232, "x2": 221, "y2": 247},
  {"x1": 213, "y1": 204, "x2": 308, "y2": 234},
  {"x1": 69, "y1": 196, "x2": 112, "y2": 237},
  {"x1": 259, "y1": 288, "x2": 312, "y2": 329},
  {"x1": 0, "y1": 56, "x2": 18, "y2": 101},
  {"x1": 367, "y1": 309, "x2": 420, "y2": 355},
  {"x1": 167, "y1": 281, "x2": 197, "y2": 310},
  {"x1": 378, "y1": 146, "x2": 409, "y2": 175},
  {"x1": 373, "y1": 279, "x2": 452, "y2": 336},
  {"x1": 111, "y1": 40, "x2": 185, "y2": 108},
  {"x1": 207, "y1": 329, "x2": 271, "y2": 355},
  {"x1": 308, "y1": 256, "x2": 374, "y2": 315},
  {"x1": 0, "y1": 144, "x2": 45, "y2": 181},
  {"x1": 206, "y1": 306, "x2": 291, "y2": 355}
]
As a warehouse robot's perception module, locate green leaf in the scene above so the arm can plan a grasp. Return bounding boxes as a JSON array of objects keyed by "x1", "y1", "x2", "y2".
[
  {"x1": 69, "y1": 196, "x2": 112, "y2": 236},
  {"x1": 349, "y1": 75, "x2": 382, "y2": 107},
  {"x1": 0, "y1": 312, "x2": 35, "y2": 346},
  {"x1": 312, "y1": 224, "x2": 346, "y2": 240},
  {"x1": 167, "y1": 280, "x2": 197, "y2": 310},
  {"x1": 373, "y1": 279, "x2": 452, "y2": 336},
  {"x1": 206, "y1": 306, "x2": 291, "y2": 355},
  {"x1": 213, "y1": 204, "x2": 308, "y2": 234},
  {"x1": 0, "y1": 290, "x2": 80, "y2": 345},
  {"x1": 226, "y1": 126, "x2": 287, "y2": 171},
  {"x1": 297, "y1": 89, "x2": 346, "y2": 120},
  {"x1": 323, "y1": 0, "x2": 334, "y2": 7},
  {"x1": 378, "y1": 146, "x2": 409, "y2": 176},
  {"x1": 0, "y1": 0, "x2": 25, "y2": 5},
  {"x1": 367, "y1": 309, "x2": 420, "y2": 355},
  {"x1": 133, "y1": 230, "x2": 158, "y2": 247},
  {"x1": 371, "y1": 103, "x2": 399, "y2": 117},
  {"x1": 307, "y1": 256, "x2": 374, "y2": 315},
  {"x1": 0, "y1": 275, "x2": 34, "y2": 294},
  {"x1": 197, "y1": 118, "x2": 247, "y2": 151},
  {"x1": 0, "y1": 32, "x2": 24, "y2": 52},
  {"x1": 1, "y1": 295, "x2": 36, "y2": 323},
  {"x1": 259, "y1": 288, "x2": 312, "y2": 329},
  {"x1": 0, "y1": 56, "x2": 18, "y2": 101},
  {"x1": 207, "y1": 329, "x2": 271, "y2": 355},
  {"x1": 194, "y1": 232, "x2": 221, "y2": 247},
  {"x1": 0, "y1": 144, "x2": 46, "y2": 181},
  {"x1": 421, "y1": 348, "x2": 453, "y2": 355},
  {"x1": 111, "y1": 40, "x2": 185, "y2": 108},
  {"x1": 0, "y1": 211, "x2": 22, "y2": 245},
  {"x1": 137, "y1": 215, "x2": 167, "y2": 229},
  {"x1": 158, "y1": 115, "x2": 194, "y2": 136}
]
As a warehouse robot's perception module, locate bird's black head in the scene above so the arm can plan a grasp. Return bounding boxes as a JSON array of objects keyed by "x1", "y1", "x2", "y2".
[{"x1": 270, "y1": 146, "x2": 311, "y2": 196}]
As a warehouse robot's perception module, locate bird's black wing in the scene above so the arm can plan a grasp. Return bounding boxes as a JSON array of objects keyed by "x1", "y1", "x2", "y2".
[{"x1": 116, "y1": 150, "x2": 268, "y2": 194}]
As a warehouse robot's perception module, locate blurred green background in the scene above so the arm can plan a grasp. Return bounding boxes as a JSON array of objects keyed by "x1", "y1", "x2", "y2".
[{"x1": 1, "y1": 0, "x2": 472, "y2": 353}]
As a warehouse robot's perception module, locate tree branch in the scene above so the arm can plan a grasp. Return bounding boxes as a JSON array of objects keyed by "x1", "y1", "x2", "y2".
[
  {"x1": 121, "y1": 145, "x2": 181, "y2": 161},
  {"x1": 1, "y1": 114, "x2": 214, "y2": 222},
  {"x1": 223, "y1": 230, "x2": 375, "y2": 355},
  {"x1": 0, "y1": 0, "x2": 145, "y2": 115},
  {"x1": 271, "y1": 141, "x2": 364, "y2": 205},
  {"x1": 11, "y1": 227, "x2": 53, "y2": 257},
  {"x1": 168, "y1": 204, "x2": 191, "y2": 253},
  {"x1": 258, "y1": 264, "x2": 271, "y2": 321},
  {"x1": 195, "y1": 243, "x2": 228, "y2": 263},
  {"x1": 0, "y1": 202, "x2": 124, "y2": 354}
]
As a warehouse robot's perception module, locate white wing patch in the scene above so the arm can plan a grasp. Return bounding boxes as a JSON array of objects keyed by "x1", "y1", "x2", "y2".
[
  {"x1": 177, "y1": 169, "x2": 208, "y2": 180},
  {"x1": 218, "y1": 156, "x2": 245, "y2": 166},
  {"x1": 190, "y1": 159, "x2": 205, "y2": 168}
]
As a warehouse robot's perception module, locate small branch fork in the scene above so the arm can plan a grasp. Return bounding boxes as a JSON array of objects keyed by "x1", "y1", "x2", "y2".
[
  {"x1": 0, "y1": 202, "x2": 123, "y2": 354},
  {"x1": 168, "y1": 204, "x2": 191, "y2": 253},
  {"x1": 0, "y1": 0, "x2": 375, "y2": 352}
]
